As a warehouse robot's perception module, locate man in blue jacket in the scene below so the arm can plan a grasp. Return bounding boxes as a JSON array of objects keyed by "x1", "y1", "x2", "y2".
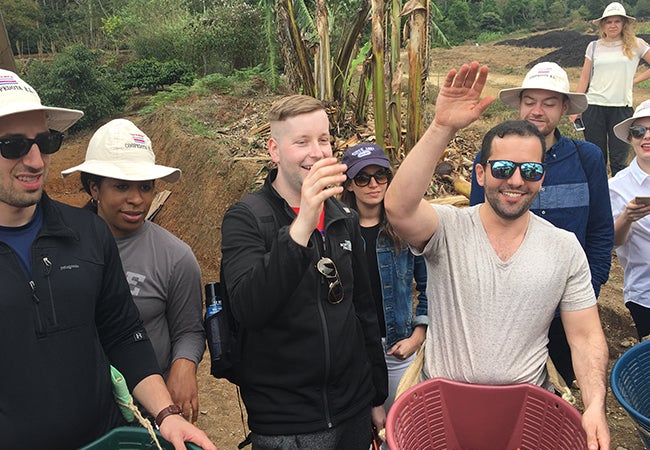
[
  {"x1": 469, "y1": 62, "x2": 614, "y2": 387},
  {"x1": 0, "y1": 69, "x2": 215, "y2": 450}
]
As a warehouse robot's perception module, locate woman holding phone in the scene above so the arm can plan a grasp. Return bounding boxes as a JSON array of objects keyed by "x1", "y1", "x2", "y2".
[{"x1": 609, "y1": 100, "x2": 650, "y2": 340}]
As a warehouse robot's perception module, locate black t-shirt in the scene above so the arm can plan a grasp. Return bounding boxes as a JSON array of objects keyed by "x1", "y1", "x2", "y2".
[{"x1": 360, "y1": 223, "x2": 386, "y2": 337}]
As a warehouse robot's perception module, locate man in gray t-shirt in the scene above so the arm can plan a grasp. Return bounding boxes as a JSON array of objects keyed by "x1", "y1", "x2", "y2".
[{"x1": 385, "y1": 62, "x2": 610, "y2": 448}]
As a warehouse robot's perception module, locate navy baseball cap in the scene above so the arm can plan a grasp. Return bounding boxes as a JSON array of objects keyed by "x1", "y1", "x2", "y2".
[{"x1": 342, "y1": 143, "x2": 390, "y2": 179}]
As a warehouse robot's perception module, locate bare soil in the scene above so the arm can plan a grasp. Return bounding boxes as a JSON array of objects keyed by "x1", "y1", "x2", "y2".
[{"x1": 45, "y1": 30, "x2": 646, "y2": 449}]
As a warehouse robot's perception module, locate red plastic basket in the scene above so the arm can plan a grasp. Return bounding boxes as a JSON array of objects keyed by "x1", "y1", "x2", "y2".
[{"x1": 386, "y1": 378, "x2": 586, "y2": 450}]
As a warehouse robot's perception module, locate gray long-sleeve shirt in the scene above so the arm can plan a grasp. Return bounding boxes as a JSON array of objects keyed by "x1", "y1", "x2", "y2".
[{"x1": 116, "y1": 220, "x2": 205, "y2": 375}]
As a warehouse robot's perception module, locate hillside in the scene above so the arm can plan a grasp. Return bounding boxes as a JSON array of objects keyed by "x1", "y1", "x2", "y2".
[{"x1": 46, "y1": 32, "x2": 645, "y2": 449}]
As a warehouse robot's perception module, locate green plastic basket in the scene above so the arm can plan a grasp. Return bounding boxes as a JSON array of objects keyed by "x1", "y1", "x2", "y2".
[{"x1": 78, "y1": 426, "x2": 203, "y2": 450}]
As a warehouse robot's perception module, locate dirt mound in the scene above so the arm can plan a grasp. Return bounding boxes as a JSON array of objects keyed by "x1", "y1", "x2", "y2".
[{"x1": 498, "y1": 29, "x2": 650, "y2": 68}]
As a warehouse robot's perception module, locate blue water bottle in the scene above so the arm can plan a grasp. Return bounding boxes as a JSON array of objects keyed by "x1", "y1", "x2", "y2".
[
  {"x1": 205, "y1": 282, "x2": 224, "y2": 361},
  {"x1": 205, "y1": 282, "x2": 223, "y2": 318}
]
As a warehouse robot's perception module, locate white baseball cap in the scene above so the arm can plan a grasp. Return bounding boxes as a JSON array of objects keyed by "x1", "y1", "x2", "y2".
[
  {"x1": 613, "y1": 100, "x2": 650, "y2": 142},
  {"x1": 61, "y1": 118, "x2": 181, "y2": 183},
  {"x1": 499, "y1": 62, "x2": 588, "y2": 115},
  {"x1": 0, "y1": 69, "x2": 83, "y2": 131},
  {"x1": 593, "y1": 2, "x2": 635, "y2": 24}
]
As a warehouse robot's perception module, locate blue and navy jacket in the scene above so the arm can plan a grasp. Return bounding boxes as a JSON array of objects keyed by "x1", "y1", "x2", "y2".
[
  {"x1": 374, "y1": 229, "x2": 428, "y2": 351},
  {"x1": 470, "y1": 130, "x2": 614, "y2": 297}
]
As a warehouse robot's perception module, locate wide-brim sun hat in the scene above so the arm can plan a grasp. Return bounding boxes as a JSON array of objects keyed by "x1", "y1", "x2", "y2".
[
  {"x1": 342, "y1": 142, "x2": 390, "y2": 179},
  {"x1": 613, "y1": 100, "x2": 650, "y2": 142},
  {"x1": 0, "y1": 69, "x2": 83, "y2": 131},
  {"x1": 499, "y1": 62, "x2": 588, "y2": 115},
  {"x1": 593, "y1": 2, "x2": 635, "y2": 24},
  {"x1": 61, "y1": 118, "x2": 181, "y2": 183}
]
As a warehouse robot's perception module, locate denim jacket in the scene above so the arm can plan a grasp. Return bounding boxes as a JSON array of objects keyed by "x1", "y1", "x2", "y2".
[{"x1": 376, "y1": 229, "x2": 428, "y2": 351}]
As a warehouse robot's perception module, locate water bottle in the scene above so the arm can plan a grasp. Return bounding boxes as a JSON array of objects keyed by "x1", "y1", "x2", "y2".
[
  {"x1": 205, "y1": 282, "x2": 224, "y2": 361},
  {"x1": 205, "y1": 282, "x2": 223, "y2": 318}
]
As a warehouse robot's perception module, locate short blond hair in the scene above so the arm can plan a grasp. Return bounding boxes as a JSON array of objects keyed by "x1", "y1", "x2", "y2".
[{"x1": 268, "y1": 95, "x2": 325, "y2": 122}]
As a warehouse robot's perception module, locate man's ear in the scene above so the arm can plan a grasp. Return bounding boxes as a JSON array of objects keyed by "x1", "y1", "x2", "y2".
[
  {"x1": 268, "y1": 137, "x2": 280, "y2": 164},
  {"x1": 475, "y1": 163, "x2": 486, "y2": 187}
]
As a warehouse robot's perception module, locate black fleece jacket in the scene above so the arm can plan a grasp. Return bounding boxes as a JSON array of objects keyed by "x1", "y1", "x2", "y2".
[
  {"x1": 0, "y1": 193, "x2": 160, "y2": 449},
  {"x1": 221, "y1": 170, "x2": 388, "y2": 435}
]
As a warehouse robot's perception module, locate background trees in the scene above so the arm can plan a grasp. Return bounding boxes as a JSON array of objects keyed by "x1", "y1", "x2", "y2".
[{"x1": 2, "y1": 0, "x2": 641, "y2": 150}]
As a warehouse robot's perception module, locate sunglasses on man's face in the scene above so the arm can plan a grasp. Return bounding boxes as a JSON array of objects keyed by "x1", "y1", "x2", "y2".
[
  {"x1": 316, "y1": 257, "x2": 344, "y2": 304},
  {"x1": 628, "y1": 126, "x2": 650, "y2": 140},
  {"x1": 487, "y1": 160, "x2": 545, "y2": 182},
  {"x1": 352, "y1": 168, "x2": 392, "y2": 187},
  {"x1": 0, "y1": 130, "x2": 65, "y2": 160}
]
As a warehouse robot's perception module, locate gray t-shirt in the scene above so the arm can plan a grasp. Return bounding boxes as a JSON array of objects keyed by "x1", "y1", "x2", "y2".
[
  {"x1": 116, "y1": 220, "x2": 205, "y2": 375},
  {"x1": 415, "y1": 205, "x2": 595, "y2": 388}
]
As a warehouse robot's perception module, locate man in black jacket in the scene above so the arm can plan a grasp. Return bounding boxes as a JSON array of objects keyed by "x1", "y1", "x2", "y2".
[
  {"x1": 221, "y1": 95, "x2": 388, "y2": 449},
  {"x1": 0, "y1": 68, "x2": 215, "y2": 450}
]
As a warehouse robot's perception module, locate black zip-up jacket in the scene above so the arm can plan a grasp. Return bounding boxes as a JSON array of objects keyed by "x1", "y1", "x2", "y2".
[
  {"x1": 0, "y1": 193, "x2": 160, "y2": 449},
  {"x1": 221, "y1": 170, "x2": 388, "y2": 435}
]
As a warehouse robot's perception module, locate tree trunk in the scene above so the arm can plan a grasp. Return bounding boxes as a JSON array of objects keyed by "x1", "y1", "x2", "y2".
[{"x1": 315, "y1": 0, "x2": 332, "y2": 101}]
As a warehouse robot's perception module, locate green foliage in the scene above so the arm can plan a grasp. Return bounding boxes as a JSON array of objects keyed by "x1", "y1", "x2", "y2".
[
  {"x1": 117, "y1": 0, "x2": 265, "y2": 76},
  {"x1": 121, "y1": 58, "x2": 165, "y2": 91},
  {"x1": 141, "y1": 66, "x2": 271, "y2": 114},
  {"x1": 476, "y1": 31, "x2": 504, "y2": 43},
  {"x1": 478, "y1": 12, "x2": 503, "y2": 32},
  {"x1": 637, "y1": 21, "x2": 650, "y2": 34},
  {"x1": 1, "y1": 0, "x2": 42, "y2": 54},
  {"x1": 24, "y1": 44, "x2": 126, "y2": 130},
  {"x1": 636, "y1": 0, "x2": 650, "y2": 17},
  {"x1": 120, "y1": 58, "x2": 195, "y2": 91}
]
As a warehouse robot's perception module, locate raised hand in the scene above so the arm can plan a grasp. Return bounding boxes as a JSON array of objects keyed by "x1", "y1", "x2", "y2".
[{"x1": 432, "y1": 61, "x2": 494, "y2": 132}]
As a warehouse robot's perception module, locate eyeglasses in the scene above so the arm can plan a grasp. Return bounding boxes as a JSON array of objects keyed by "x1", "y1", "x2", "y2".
[
  {"x1": 0, "y1": 130, "x2": 65, "y2": 160},
  {"x1": 487, "y1": 160, "x2": 545, "y2": 182},
  {"x1": 629, "y1": 126, "x2": 650, "y2": 139},
  {"x1": 316, "y1": 257, "x2": 344, "y2": 304},
  {"x1": 353, "y1": 169, "x2": 392, "y2": 187}
]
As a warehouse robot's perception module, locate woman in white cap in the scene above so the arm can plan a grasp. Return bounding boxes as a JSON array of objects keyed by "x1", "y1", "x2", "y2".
[
  {"x1": 609, "y1": 100, "x2": 650, "y2": 340},
  {"x1": 62, "y1": 118, "x2": 205, "y2": 425},
  {"x1": 573, "y1": 1, "x2": 650, "y2": 176},
  {"x1": 340, "y1": 143, "x2": 427, "y2": 445}
]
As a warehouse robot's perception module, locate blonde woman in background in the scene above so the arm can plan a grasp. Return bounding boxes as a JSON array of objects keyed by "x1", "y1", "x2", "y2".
[{"x1": 573, "y1": 2, "x2": 650, "y2": 175}]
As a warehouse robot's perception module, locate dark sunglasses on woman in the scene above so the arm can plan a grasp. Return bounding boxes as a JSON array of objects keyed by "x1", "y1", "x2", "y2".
[
  {"x1": 628, "y1": 126, "x2": 650, "y2": 140},
  {"x1": 353, "y1": 168, "x2": 392, "y2": 187}
]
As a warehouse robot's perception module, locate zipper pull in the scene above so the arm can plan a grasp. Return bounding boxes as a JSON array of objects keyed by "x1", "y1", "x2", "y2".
[
  {"x1": 29, "y1": 280, "x2": 40, "y2": 304},
  {"x1": 42, "y1": 257, "x2": 52, "y2": 276}
]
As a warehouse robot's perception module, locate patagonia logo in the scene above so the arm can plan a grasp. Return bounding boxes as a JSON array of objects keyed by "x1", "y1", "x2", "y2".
[
  {"x1": 340, "y1": 240, "x2": 352, "y2": 251},
  {"x1": 59, "y1": 264, "x2": 80, "y2": 271}
]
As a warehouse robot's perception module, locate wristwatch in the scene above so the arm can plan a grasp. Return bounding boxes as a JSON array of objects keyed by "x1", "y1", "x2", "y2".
[{"x1": 155, "y1": 404, "x2": 183, "y2": 428}]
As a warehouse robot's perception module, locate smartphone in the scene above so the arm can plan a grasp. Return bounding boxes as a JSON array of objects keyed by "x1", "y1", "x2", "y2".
[
  {"x1": 635, "y1": 196, "x2": 650, "y2": 205},
  {"x1": 573, "y1": 117, "x2": 585, "y2": 132}
]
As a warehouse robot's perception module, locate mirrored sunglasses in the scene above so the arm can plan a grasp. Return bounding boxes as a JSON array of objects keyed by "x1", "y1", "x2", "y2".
[
  {"x1": 353, "y1": 168, "x2": 392, "y2": 187},
  {"x1": 316, "y1": 257, "x2": 344, "y2": 304},
  {"x1": 487, "y1": 160, "x2": 545, "y2": 182},
  {"x1": 629, "y1": 126, "x2": 650, "y2": 140},
  {"x1": 0, "y1": 130, "x2": 65, "y2": 160}
]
